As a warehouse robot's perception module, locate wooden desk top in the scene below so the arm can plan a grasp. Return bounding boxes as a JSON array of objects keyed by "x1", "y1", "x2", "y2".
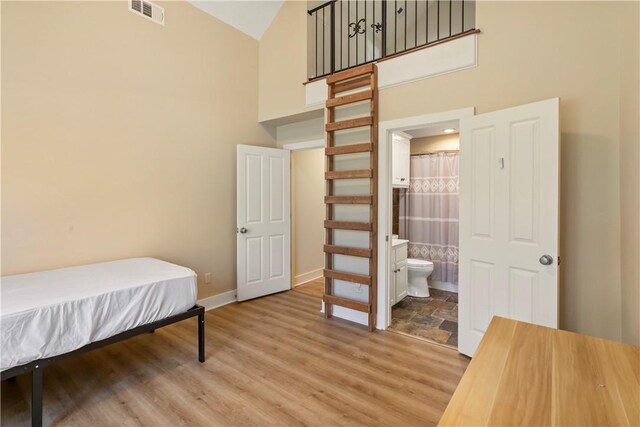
[{"x1": 439, "y1": 317, "x2": 640, "y2": 426}]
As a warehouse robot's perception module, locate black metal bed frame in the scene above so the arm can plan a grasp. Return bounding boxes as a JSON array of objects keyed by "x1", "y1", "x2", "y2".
[{"x1": 1, "y1": 304, "x2": 205, "y2": 427}]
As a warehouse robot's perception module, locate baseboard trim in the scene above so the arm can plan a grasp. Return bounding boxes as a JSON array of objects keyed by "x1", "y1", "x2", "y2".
[
  {"x1": 197, "y1": 289, "x2": 237, "y2": 311},
  {"x1": 321, "y1": 302, "x2": 370, "y2": 328},
  {"x1": 430, "y1": 280, "x2": 458, "y2": 293},
  {"x1": 293, "y1": 268, "x2": 323, "y2": 287}
]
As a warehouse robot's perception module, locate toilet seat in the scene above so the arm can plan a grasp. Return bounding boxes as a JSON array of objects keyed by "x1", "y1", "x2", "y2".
[{"x1": 407, "y1": 258, "x2": 433, "y2": 269}]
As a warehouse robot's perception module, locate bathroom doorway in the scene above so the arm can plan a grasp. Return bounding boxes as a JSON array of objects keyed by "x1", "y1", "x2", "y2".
[{"x1": 388, "y1": 122, "x2": 461, "y2": 349}]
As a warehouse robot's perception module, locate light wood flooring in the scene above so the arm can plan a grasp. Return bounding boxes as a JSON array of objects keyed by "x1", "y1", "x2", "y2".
[
  {"x1": 292, "y1": 277, "x2": 324, "y2": 298},
  {"x1": 2, "y1": 290, "x2": 469, "y2": 426}
]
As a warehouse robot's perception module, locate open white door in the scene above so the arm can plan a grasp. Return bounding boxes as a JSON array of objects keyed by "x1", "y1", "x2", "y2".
[
  {"x1": 458, "y1": 98, "x2": 559, "y2": 357},
  {"x1": 237, "y1": 145, "x2": 291, "y2": 301}
]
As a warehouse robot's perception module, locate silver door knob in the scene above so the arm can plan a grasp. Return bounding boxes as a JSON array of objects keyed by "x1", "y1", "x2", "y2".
[
  {"x1": 539, "y1": 255, "x2": 553, "y2": 265},
  {"x1": 238, "y1": 227, "x2": 248, "y2": 234}
]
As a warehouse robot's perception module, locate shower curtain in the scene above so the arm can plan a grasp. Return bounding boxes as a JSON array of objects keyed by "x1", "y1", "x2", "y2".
[{"x1": 399, "y1": 153, "x2": 459, "y2": 284}]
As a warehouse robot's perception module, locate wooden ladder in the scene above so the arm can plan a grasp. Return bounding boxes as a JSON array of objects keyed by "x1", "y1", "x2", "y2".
[{"x1": 323, "y1": 63, "x2": 378, "y2": 332}]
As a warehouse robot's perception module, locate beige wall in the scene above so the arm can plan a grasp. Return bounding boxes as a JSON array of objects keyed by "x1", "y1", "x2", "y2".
[
  {"x1": 619, "y1": 1, "x2": 640, "y2": 345},
  {"x1": 291, "y1": 148, "x2": 325, "y2": 284},
  {"x1": 259, "y1": 0, "x2": 315, "y2": 122},
  {"x1": 410, "y1": 134, "x2": 460, "y2": 154},
  {"x1": 1, "y1": 1, "x2": 275, "y2": 299},
  {"x1": 259, "y1": 1, "x2": 640, "y2": 343}
]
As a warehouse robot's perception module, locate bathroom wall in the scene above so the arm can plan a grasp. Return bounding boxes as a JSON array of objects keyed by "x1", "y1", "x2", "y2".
[{"x1": 410, "y1": 134, "x2": 460, "y2": 154}]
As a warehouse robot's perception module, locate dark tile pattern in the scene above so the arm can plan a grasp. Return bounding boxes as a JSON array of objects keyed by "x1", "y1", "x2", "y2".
[{"x1": 389, "y1": 289, "x2": 459, "y2": 347}]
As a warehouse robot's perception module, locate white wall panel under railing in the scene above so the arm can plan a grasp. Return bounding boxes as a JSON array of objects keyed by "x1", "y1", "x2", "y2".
[{"x1": 306, "y1": 33, "x2": 477, "y2": 107}]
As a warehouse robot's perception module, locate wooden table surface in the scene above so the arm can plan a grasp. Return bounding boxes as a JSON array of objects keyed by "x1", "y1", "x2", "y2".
[{"x1": 439, "y1": 316, "x2": 640, "y2": 426}]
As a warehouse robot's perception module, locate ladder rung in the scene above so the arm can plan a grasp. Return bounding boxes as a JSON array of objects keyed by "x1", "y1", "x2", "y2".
[
  {"x1": 324, "y1": 269, "x2": 372, "y2": 285},
  {"x1": 326, "y1": 116, "x2": 373, "y2": 132},
  {"x1": 323, "y1": 294, "x2": 370, "y2": 313},
  {"x1": 324, "y1": 245, "x2": 372, "y2": 258},
  {"x1": 326, "y1": 90, "x2": 373, "y2": 108},
  {"x1": 325, "y1": 169, "x2": 372, "y2": 179},
  {"x1": 325, "y1": 143, "x2": 372, "y2": 156},
  {"x1": 324, "y1": 220, "x2": 372, "y2": 231},
  {"x1": 332, "y1": 75, "x2": 371, "y2": 94},
  {"x1": 324, "y1": 196, "x2": 373, "y2": 204},
  {"x1": 326, "y1": 63, "x2": 375, "y2": 85}
]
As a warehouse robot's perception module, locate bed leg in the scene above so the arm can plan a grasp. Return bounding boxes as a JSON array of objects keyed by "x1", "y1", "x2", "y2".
[
  {"x1": 32, "y1": 366, "x2": 43, "y2": 427},
  {"x1": 198, "y1": 311, "x2": 205, "y2": 363}
]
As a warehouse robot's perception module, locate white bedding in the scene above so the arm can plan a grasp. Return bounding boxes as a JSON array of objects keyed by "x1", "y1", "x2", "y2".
[{"x1": 1, "y1": 257, "x2": 197, "y2": 372}]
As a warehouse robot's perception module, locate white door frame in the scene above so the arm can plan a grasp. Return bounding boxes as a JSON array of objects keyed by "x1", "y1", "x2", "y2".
[{"x1": 376, "y1": 107, "x2": 475, "y2": 329}]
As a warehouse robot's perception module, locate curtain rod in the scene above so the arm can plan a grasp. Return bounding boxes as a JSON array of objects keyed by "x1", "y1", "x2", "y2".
[{"x1": 410, "y1": 150, "x2": 459, "y2": 156}]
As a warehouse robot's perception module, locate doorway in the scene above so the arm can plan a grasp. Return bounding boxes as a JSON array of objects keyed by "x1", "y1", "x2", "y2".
[
  {"x1": 377, "y1": 99, "x2": 560, "y2": 357},
  {"x1": 388, "y1": 122, "x2": 462, "y2": 348},
  {"x1": 287, "y1": 142, "x2": 326, "y2": 299}
]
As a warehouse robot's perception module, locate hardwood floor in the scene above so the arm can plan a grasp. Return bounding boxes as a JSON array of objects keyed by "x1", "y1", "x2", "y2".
[
  {"x1": 292, "y1": 277, "x2": 324, "y2": 298},
  {"x1": 1, "y1": 290, "x2": 469, "y2": 426}
]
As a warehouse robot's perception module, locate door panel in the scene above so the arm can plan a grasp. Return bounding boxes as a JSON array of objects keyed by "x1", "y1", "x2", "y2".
[
  {"x1": 459, "y1": 98, "x2": 559, "y2": 357},
  {"x1": 237, "y1": 145, "x2": 291, "y2": 301},
  {"x1": 470, "y1": 127, "x2": 496, "y2": 240}
]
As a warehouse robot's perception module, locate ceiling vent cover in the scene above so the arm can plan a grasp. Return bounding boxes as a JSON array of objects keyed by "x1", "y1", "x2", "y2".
[{"x1": 129, "y1": 0, "x2": 164, "y2": 26}]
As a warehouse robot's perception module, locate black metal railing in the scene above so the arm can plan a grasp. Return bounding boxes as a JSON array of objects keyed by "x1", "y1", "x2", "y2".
[{"x1": 308, "y1": 0, "x2": 476, "y2": 80}]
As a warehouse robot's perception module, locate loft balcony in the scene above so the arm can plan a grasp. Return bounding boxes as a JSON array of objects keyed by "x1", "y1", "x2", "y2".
[{"x1": 307, "y1": 0, "x2": 477, "y2": 80}]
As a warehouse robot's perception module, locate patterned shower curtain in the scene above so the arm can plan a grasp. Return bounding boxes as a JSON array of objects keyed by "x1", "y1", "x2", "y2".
[{"x1": 399, "y1": 153, "x2": 459, "y2": 284}]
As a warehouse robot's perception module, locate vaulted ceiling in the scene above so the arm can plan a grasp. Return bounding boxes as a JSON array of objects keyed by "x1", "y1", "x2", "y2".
[{"x1": 188, "y1": 1, "x2": 285, "y2": 40}]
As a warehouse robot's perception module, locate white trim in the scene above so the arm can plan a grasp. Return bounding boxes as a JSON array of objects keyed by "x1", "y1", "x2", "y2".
[
  {"x1": 377, "y1": 107, "x2": 475, "y2": 330},
  {"x1": 430, "y1": 281, "x2": 459, "y2": 293},
  {"x1": 282, "y1": 139, "x2": 325, "y2": 151},
  {"x1": 394, "y1": 131, "x2": 413, "y2": 140},
  {"x1": 293, "y1": 268, "x2": 324, "y2": 287},
  {"x1": 321, "y1": 302, "x2": 368, "y2": 326},
  {"x1": 197, "y1": 289, "x2": 237, "y2": 311}
]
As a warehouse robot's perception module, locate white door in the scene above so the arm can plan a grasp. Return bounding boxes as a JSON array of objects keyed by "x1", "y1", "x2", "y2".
[
  {"x1": 458, "y1": 98, "x2": 559, "y2": 357},
  {"x1": 237, "y1": 145, "x2": 291, "y2": 301}
]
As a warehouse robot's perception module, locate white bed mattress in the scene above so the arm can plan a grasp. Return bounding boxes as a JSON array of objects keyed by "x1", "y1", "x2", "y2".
[{"x1": 1, "y1": 257, "x2": 197, "y2": 372}]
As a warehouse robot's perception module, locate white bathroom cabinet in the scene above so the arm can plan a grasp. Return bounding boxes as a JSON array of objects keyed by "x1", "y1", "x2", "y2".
[
  {"x1": 390, "y1": 241, "x2": 408, "y2": 306},
  {"x1": 392, "y1": 133, "x2": 410, "y2": 188}
]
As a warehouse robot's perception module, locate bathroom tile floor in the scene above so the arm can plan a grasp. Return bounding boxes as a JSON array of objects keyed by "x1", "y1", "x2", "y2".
[{"x1": 389, "y1": 289, "x2": 459, "y2": 348}]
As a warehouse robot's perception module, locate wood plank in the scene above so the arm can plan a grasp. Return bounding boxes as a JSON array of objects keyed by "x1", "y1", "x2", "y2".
[
  {"x1": 324, "y1": 81, "x2": 336, "y2": 320},
  {"x1": 324, "y1": 269, "x2": 371, "y2": 285},
  {"x1": 322, "y1": 294, "x2": 370, "y2": 312},
  {"x1": 325, "y1": 116, "x2": 373, "y2": 132},
  {"x1": 326, "y1": 90, "x2": 373, "y2": 108},
  {"x1": 1, "y1": 290, "x2": 470, "y2": 426},
  {"x1": 439, "y1": 317, "x2": 640, "y2": 427},
  {"x1": 324, "y1": 245, "x2": 372, "y2": 258},
  {"x1": 324, "y1": 195, "x2": 373, "y2": 204},
  {"x1": 324, "y1": 220, "x2": 372, "y2": 231},
  {"x1": 367, "y1": 65, "x2": 379, "y2": 332},
  {"x1": 486, "y1": 321, "x2": 553, "y2": 426},
  {"x1": 325, "y1": 169, "x2": 372, "y2": 179},
  {"x1": 438, "y1": 317, "x2": 517, "y2": 426},
  {"x1": 332, "y1": 75, "x2": 371, "y2": 94},
  {"x1": 326, "y1": 63, "x2": 375, "y2": 84},
  {"x1": 325, "y1": 143, "x2": 372, "y2": 156}
]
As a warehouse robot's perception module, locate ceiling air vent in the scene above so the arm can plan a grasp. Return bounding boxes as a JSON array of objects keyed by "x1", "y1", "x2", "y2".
[{"x1": 129, "y1": 0, "x2": 164, "y2": 26}]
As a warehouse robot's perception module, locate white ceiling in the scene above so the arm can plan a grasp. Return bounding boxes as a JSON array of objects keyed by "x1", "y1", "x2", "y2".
[
  {"x1": 404, "y1": 120, "x2": 460, "y2": 138},
  {"x1": 188, "y1": 1, "x2": 285, "y2": 40}
]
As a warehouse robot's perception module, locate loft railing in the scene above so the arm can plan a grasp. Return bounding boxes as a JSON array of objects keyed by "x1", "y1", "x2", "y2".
[{"x1": 307, "y1": 0, "x2": 476, "y2": 80}]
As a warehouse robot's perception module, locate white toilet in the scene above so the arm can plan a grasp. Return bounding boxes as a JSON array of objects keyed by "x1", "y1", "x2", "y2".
[{"x1": 407, "y1": 258, "x2": 434, "y2": 297}]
